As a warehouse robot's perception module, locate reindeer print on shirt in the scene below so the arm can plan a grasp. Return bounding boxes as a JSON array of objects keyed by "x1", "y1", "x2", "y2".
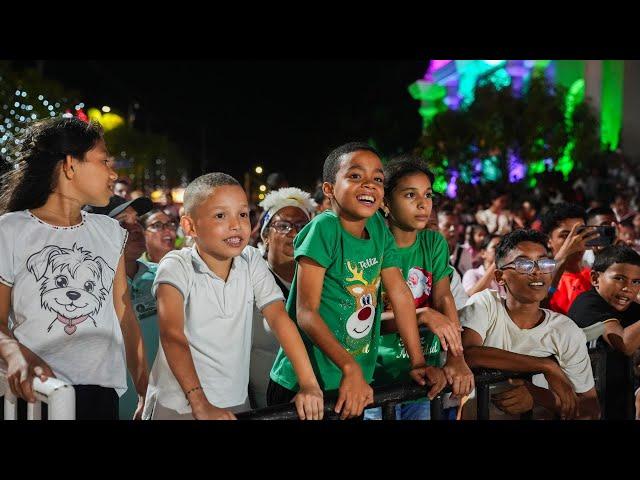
[
  {"x1": 345, "y1": 261, "x2": 381, "y2": 343},
  {"x1": 26, "y1": 243, "x2": 115, "y2": 335}
]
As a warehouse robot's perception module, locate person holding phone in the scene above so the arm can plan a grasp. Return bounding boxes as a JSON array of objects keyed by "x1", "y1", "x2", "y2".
[{"x1": 541, "y1": 203, "x2": 599, "y2": 315}]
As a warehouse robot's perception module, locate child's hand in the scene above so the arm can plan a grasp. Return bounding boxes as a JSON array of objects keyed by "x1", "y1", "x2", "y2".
[
  {"x1": 555, "y1": 223, "x2": 598, "y2": 262},
  {"x1": 335, "y1": 364, "x2": 373, "y2": 420},
  {"x1": 409, "y1": 365, "x2": 447, "y2": 400},
  {"x1": 443, "y1": 355, "x2": 475, "y2": 398},
  {"x1": 191, "y1": 402, "x2": 237, "y2": 420},
  {"x1": 492, "y1": 379, "x2": 534, "y2": 415},
  {"x1": 543, "y1": 362, "x2": 579, "y2": 420},
  {"x1": 133, "y1": 394, "x2": 145, "y2": 420},
  {"x1": 418, "y1": 308, "x2": 463, "y2": 357},
  {"x1": 293, "y1": 384, "x2": 324, "y2": 420},
  {"x1": 5, "y1": 342, "x2": 55, "y2": 403}
]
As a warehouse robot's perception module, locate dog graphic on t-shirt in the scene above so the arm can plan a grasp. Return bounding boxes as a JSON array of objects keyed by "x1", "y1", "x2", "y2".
[{"x1": 26, "y1": 243, "x2": 115, "y2": 335}]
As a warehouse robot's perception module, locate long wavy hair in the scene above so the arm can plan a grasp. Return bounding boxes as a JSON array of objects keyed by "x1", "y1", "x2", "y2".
[{"x1": 0, "y1": 117, "x2": 103, "y2": 214}]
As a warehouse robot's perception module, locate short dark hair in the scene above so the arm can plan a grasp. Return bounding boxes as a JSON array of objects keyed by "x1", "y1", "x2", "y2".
[
  {"x1": 322, "y1": 141, "x2": 380, "y2": 184},
  {"x1": 593, "y1": 244, "x2": 640, "y2": 272},
  {"x1": 586, "y1": 206, "x2": 615, "y2": 224},
  {"x1": 541, "y1": 203, "x2": 586, "y2": 235},
  {"x1": 183, "y1": 172, "x2": 241, "y2": 215},
  {"x1": 383, "y1": 154, "x2": 435, "y2": 197},
  {"x1": 495, "y1": 229, "x2": 550, "y2": 267},
  {"x1": 115, "y1": 178, "x2": 130, "y2": 186},
  {"x1": 140, "y1": 208, "x2": 165, "y2": 227}
]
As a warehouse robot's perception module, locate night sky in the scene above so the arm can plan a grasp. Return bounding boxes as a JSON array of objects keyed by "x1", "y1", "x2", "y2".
[{"x1": 34, "y1": 60, "x2": 428, "y2": 189}]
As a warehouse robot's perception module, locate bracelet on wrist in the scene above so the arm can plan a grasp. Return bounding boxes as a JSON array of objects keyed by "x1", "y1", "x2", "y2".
[{"x1": 185, "y1": 385, "x2": 203, "y2": 401}]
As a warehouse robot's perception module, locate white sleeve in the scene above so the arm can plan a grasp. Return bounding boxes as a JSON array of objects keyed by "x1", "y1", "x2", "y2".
[
  {"x1": 461, "y1": 269, "x2": 478, "y2": 293},
  {"x1": 0, "y1": 214, "x2": 16, "y2": 287},
  {"x1": 248, "y1": 250, "x2": 284, "y2": 311},
  {"x1": 556, "y1": 322, "x2": 595, "y2": 394},
  {"x1": 152, "y1": 253, "x2": 191, "y2": 300},
  {"x1": 458, "y1": 291, "x2": 493, "y2": 342}
]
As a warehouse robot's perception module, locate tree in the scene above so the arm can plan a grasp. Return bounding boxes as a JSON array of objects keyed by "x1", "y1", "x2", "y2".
[{"x1": 415, "y1": 75, "x2": 600, "y2": 192}]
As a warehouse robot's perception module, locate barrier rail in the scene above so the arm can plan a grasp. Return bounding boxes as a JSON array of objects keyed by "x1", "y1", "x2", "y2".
[
  {"x1": 236, "y1": 369, "x2": 537, "y2": 420},
  {"x1": 0, "y1": 360, "x2": 75, "y2": 420}
]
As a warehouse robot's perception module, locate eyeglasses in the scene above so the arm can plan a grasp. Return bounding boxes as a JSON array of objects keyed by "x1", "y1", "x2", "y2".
[
  {"x1": 499, "y1": 258, "x2": 557, "y2": 274},
  {"x1": 146, "y1": 221, "x2": 178, "y2": 232},
  {"x1": 270, "y1": 220, "x2": 309, "y2": 234}
]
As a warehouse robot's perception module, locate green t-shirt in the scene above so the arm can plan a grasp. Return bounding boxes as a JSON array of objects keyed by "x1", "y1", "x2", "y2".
[
  {"x1": 270, "y1": 210, "x2": 400, "y2": 392},
  {"x1": 119, "y1": 255, "x2": 160, "y2": 419},
  {"x1": 374, "y1": 229, "x2": 453, "y2": 386}
]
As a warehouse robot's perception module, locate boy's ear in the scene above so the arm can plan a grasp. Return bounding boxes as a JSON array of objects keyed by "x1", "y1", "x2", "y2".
[
  {"x1": 591, "y1": 270, "x2": 600, "y2": 288},
  {"x1": 322, "y1": 181, "x2": 334, "y2": 200},
  {"x1": 495, "y1": 267, "x2": 505, "y2": 285},
  {"x1": 181, "y1": 215, "x2": 197, "y2": 238}
]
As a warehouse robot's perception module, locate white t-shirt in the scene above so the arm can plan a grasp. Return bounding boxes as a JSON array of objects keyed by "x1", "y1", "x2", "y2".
[
  {"x1": 461, "y1": 264, "x2": 501, "y2": 296},
  {"x1": 449, "y1": 266, "x2": 469, "y2": 310},
  {"x1": 144, "y1": 245, "x2": 284, "y2": 417},
  {"x1": 459, "y1": 289, "x2": 595, "y2": 394},
  {"x1": 475, "y1": 209, "x2": 513, "y2": 235},
  {"x1": 450, "y1": 244, "x2": 474, "y2": 276},
  {"x1": 0, "y1": 210, "x2": 128, "y2": 394},
  {"x1": 249, "y1": 271, "x2": 290, "y2": 409}
]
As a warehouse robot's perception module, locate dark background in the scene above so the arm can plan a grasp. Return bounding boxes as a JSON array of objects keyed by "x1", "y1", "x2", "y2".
[{"x1": 18, "y1": 60, "x2": 428, "y2": 188}]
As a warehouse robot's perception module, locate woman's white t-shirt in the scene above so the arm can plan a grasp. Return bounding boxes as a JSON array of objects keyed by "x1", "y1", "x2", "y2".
[{"x1": 0, "y1": 210, "x2": 129, "y2": 395}]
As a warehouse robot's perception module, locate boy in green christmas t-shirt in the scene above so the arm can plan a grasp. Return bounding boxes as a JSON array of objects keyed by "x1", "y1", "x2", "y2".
[
  {"x1": 268, "y1": 142, "x2": 447, "y2": 419},
  {"x1": 366, "y1": 156, "x2": 474, "y2": 420}
]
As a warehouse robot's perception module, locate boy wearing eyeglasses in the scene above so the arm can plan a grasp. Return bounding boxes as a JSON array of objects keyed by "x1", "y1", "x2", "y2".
[{"x1": 458, "y1": 229, "x2": 600, "y2": 420}]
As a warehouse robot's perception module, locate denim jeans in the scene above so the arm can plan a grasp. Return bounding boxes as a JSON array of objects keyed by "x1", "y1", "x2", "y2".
[{"x1": 363, "y1": 399, "x2": 431, "y2": 420}]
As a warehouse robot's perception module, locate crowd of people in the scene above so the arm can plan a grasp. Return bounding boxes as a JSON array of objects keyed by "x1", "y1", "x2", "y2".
[{"x1": 1, "y1": 116, "x2": 639, "y2": 421}]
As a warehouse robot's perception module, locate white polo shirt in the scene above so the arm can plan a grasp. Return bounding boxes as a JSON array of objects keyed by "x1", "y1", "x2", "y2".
[{"x1": 143, "y1": 245, "x2": 284, "y2": 417}]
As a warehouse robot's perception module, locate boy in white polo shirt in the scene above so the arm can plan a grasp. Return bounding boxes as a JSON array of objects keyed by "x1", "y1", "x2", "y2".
[{"x1": 143, "y1": 173, "x2": 323, "y2": 420}]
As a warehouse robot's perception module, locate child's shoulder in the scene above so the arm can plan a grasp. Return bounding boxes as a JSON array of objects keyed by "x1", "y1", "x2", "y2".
[
  {"x1": 158, "y1": 247, "x2": 194, "y2": 269},
  {"x1": 544, "y1": 308, "x2": 586, "y2": 338},
  {"x1": 417, "y1": 228, "x2": 447, "y2": 245},
  {"x1": 83, "y1": 211, "x2": 120, "y2": 229},
  {"x1": 0, "y1": 210, "x2": 29, "y2": 229}
]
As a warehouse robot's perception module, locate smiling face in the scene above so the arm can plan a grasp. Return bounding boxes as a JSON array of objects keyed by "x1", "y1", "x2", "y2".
[
  {"x1": 265, "y1": 206, "x2": 309, "y2": 267},
  {"x1": 496, "y1": 241, "x2": 554, "y2": 304},
  {"x1": 592, "y1": 263, "x2": 640, "y2": 311},
  {"x1": 386, "y1": 172, "x2": 434, "y2": 231},
  {"x1": 182, "y1": 185, "x2": 251, "y2": 261},
  {"x1": 324, "y1": 150, "x2": 384, "y2": 221},
  {"x1": 72, "y1": 138, "x2": 118, "y2": 207},
  {"x1": 143, "y1": 211, "x2": 177, "y2": 263}
]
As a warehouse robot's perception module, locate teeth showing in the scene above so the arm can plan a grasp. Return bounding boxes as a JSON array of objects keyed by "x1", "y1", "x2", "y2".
[
  {"x1": 225, "y1": 237, "x2": 242, "y2": 247},
  {"x1": 529, "y1": 282, "x2": 544, "y2": 287},
  {"x1": 357, "y1": 195, "x2": 375, "y2": 203}
]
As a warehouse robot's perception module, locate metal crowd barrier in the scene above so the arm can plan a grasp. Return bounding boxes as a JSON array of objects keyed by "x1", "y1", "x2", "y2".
[
  {"x1": 236, "y1": 369, "x2": 537, "y2": 420},
  {"x1": 0, "y1": 360, "x2": 75, "y2": 420}
]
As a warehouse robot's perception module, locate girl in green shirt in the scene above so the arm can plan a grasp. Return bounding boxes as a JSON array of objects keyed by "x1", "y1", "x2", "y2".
[{"x1": 369, "y1": 155, "x2": 475, "y2": 419}]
